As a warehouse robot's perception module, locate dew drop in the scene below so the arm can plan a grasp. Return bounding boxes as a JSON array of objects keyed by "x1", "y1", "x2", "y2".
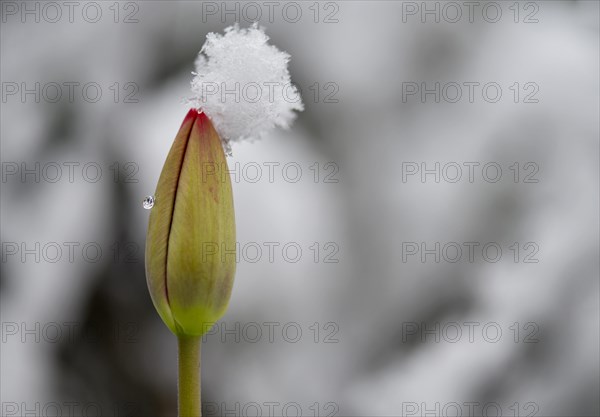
[{"x1": 143, "y1": 195, "x2": 155, "y2": 210}]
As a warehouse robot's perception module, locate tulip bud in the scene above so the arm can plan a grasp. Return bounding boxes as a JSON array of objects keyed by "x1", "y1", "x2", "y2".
[{"x1": 145, "y1": 109, "x2": 236, "y2": 337}]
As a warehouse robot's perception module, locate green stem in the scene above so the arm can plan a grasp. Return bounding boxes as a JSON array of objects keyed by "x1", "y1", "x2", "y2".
[{"x1": 178, "y1": 335, "x2": 202, "y2": 417}]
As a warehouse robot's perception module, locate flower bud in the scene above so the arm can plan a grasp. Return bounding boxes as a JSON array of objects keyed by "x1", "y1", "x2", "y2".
[{"x1": 145, "y1": 109, "x2": 236, "y2": 337}]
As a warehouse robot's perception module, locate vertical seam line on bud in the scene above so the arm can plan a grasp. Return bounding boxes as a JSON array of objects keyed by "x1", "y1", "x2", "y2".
[{"x1": 164, "y1": 112, "x2": 198, "y2": 309}]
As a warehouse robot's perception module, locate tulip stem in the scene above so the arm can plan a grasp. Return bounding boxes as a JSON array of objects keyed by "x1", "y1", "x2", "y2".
[{"x1": 178, "y1": 335, "x2": 202, "y2": 417}]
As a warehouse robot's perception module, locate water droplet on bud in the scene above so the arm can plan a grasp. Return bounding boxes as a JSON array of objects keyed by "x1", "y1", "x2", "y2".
[{"x1": 143, "y1": 195, "x2": 155, "y2": 210}]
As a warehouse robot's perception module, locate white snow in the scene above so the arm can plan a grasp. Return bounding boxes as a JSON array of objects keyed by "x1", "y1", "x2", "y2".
[{"x1": 190, "y1": 23, "x2": 304, "y2": 151}]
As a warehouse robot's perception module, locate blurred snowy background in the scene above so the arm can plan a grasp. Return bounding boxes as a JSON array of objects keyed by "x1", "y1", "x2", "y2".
[{"x1": 1, "y1": 1, "x2": 599, "y2": 416}]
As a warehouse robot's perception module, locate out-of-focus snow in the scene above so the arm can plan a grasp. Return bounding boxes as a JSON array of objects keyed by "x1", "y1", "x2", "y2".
[{"x1": 1, "y1": 1, "x2": 598, "y2": 416}]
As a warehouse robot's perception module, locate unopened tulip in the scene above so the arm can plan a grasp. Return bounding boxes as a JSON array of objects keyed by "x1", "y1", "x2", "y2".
[
  {"x1": 144, "y1": 23, "x2": 302, "y2": 417},
  {"x1": 145, "y1": 109, "x2": 236, "y2": 337}
]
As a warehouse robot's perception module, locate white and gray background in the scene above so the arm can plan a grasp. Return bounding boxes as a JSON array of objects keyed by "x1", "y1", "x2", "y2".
[{"x1": 1, "y1": 1, "x2": 599, "y2": 416}]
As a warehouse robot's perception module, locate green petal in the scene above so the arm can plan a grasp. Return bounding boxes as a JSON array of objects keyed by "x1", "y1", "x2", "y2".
[
  {"x1": 145, "y1": 110, "x2": 197, "y2": 334},
  {"x1": 167, "y1": 112, "x2": 236, "y2": 336}
]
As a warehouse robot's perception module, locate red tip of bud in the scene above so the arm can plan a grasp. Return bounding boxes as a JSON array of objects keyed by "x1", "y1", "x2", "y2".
[
  {"x1": 181, "y1": 109, "x2": 212, "y2": 130},
  {"x1": 181, "y1": 108, "x2": 200, "y2": 125}
]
